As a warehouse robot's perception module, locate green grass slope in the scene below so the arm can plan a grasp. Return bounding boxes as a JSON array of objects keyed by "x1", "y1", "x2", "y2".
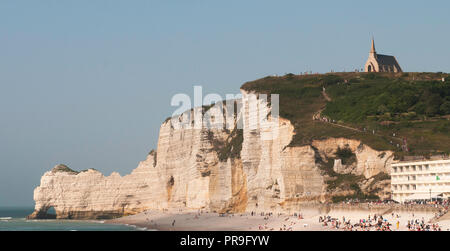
[{"x1": 242, "y1": 72, "x2": 450, "y2": 159}]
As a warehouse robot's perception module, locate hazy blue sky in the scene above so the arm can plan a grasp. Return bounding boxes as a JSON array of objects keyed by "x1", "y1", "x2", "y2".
[{"x1": 1, "y1": 0, "x2": 449, "y2": 206}]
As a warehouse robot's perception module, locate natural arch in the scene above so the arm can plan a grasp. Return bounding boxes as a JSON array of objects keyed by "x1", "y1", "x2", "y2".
[
  {"x1": 39, "y1": 206, "x2": 57, "y2": 219},
  {"x1": 27, "y1": 205, "x2": 59, "y2": 219},
  {"x1": 46, "y1": 206, "x2": 56, "y2": 216}
]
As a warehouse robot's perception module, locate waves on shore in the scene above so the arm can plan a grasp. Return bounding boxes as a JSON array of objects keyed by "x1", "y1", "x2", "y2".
[{"x1": 0, "y1": 207, "x2": 140, "y2": 231}]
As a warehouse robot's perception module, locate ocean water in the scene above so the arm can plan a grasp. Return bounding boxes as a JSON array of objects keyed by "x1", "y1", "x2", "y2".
[{"x1": 0, "y1": 207, "x2": 139, "y2": 231}]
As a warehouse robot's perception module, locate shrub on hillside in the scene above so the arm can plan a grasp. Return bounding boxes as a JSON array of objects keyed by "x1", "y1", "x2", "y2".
[{"x1": 335, "y1": 146, "x2": 356, "y2": 165}]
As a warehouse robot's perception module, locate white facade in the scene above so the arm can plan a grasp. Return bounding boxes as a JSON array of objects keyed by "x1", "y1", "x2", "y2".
[{"x1": 391, "y1": 159, "x2": 450, "y2": 202}]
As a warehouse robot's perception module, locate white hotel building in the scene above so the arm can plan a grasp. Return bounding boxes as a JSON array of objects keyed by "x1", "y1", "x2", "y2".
[{"x1": 391, "y1": 158, "x2": 450, "y2": 203}]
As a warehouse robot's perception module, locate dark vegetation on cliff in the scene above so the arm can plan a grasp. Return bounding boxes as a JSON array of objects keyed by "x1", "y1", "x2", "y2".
[
  {"x1": 335, "y1": 146, "x2": 357, "y2": 165},
  {"x1": 242, "y1": 72, "x2": 450, "y2": 159},
  {"x1": 52, "y1": 164, "x2": 99, "y2": 174},
  {"x1": 208, "y1": 100, "x2": 244, "y2": 162},
  {"x1": 52, "y1": 164, "x2": 79, "y2": 174},
  {"x1": 211, "y1": 128, "x2": 244, "y2": 162},
  {"x1": 312, "y1": 146, "x2": 381, "y2": 202}
]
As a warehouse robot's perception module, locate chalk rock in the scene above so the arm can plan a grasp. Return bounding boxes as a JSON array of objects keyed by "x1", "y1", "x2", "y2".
[{"x1": 29, "y1": 91, "x2": 394, "y2": 219}]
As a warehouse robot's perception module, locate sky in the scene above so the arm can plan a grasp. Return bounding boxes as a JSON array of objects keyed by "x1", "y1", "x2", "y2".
[{"x1": 0, "y1": 0, "x2": 449, "y2": 206}]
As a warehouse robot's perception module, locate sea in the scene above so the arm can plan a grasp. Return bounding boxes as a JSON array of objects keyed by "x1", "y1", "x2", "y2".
[{"x1": 0, "y1": 207, "x2": 141, "y2": 231}]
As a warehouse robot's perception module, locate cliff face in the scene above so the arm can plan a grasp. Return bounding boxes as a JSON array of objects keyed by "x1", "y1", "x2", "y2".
[
  {"x1": 240, "y1": 90, "x2": 326, "y2": 212},
  {"x1": 29, "y1": 105, "x2": 244, "y2": 219},
  {"x1": 312, "y1": 138, "x2": 393, "y2": 178},
  {"x1": 29, "y1": 90, "x2": 394, "y2": 219}
]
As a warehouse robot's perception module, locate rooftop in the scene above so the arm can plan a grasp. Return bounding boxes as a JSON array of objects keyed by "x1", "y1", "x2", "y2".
[{"x1": 392, "y1": 156, "x2": 450, "y2": 166}]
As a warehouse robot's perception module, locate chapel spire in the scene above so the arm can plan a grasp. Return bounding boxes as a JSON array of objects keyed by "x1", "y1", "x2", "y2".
[{"x1": 370, "y1": 37, "x2": 376, "y2": 54}]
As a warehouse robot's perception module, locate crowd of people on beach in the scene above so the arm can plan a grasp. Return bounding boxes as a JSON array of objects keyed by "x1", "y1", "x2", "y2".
[
  {"x1": 406, "y1": 217, "x2": 442, "y2": 231},
  {"x1": 249, "y1": 211, "x2": 304, "y2": 231},
  {"x1": 340, "y1": 198, "x2": 450, "y2": 207},
  {"x1": 338, "y1": 198, "x2": 400, "y2": 206},
  {"x1": 319, "y1": 214, "x2": 395, "y2": 231},
  {"x1": 135, "y1": 198, "x2": 449, "y2": 231},
  {"x1": 404, "y1": 199, "x2": 450, "y2": 207},
  {"x1": 318, "y1": 212, "x2": 444, "y2": 231},
  {"x1": 406, "y1": 199, "x2": 450, "y2": 223}
]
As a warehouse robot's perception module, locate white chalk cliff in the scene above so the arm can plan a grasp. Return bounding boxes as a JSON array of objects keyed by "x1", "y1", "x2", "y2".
[{"x1": 29, "y1": 90, "x2": 394, "y2": 219}]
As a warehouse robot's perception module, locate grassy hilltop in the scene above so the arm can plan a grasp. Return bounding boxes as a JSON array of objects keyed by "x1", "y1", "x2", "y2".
[{"x1": 242, "y1": 72, "x2": 450, "y2": 159}]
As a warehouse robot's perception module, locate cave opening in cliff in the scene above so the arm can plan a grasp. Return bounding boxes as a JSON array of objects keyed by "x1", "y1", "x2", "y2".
[{"x1": 44, "y1": 206, "x2": 57, "y2": 219}]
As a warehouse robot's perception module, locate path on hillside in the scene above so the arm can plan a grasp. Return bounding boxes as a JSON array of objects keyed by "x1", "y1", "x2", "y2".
[
  {"x1": 314, "y1": 88, "x2": 402, "y2": 144},
  {"x1": 316, "y1": 88, "x2": 360, "y2": 132},
  {"x1": 322, "y1": 88, "x2": 332, "y2": 102}
]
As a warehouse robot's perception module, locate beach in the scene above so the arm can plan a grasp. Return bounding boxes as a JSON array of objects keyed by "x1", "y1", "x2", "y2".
[{"x1": 107, "y1": 205, "x2": 450, "y2": 231}]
